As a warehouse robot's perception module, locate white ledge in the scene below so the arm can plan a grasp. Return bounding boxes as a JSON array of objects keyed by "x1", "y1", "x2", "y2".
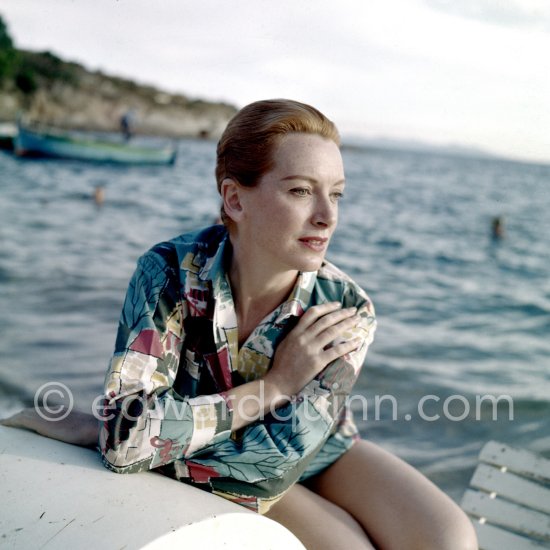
[{"x1": 0, "y1": 426, "x2": 305, "y2": 549}]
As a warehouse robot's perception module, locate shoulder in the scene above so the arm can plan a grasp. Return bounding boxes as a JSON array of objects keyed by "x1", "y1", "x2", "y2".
[
  {"x1": 137, "y1": 224, "x2": 227, "y2": 274},
  {"x1": 315, "y1": 260, "x2": 375, "y2": 315}
]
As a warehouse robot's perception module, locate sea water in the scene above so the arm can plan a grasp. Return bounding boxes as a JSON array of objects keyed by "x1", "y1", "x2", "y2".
[{"x1": 1, "y1": 140, "x2": 549, "y2": 502}]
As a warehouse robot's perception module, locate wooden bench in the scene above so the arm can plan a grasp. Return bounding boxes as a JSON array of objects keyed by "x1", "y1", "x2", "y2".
[{"x1": 461, "y1": 441, "x2": 550, "y2": 549}]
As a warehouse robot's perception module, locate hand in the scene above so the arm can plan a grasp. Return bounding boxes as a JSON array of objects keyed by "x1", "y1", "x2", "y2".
[
  {"x1": 264, "y1": 302, "x2": 361, "y2": 399},
  {"x1": 1, "y1": 408, "x2": 99, "y2": 447}
]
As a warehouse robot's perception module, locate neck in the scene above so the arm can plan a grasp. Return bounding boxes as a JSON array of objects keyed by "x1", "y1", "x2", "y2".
[{"x1": 228, "y1": 234, "x2": 298, "y2": 332}]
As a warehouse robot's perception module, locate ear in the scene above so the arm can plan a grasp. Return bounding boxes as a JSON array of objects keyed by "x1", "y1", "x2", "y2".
[{"x1": 220, "y1": 178, "x2": 244, "y2": 223}]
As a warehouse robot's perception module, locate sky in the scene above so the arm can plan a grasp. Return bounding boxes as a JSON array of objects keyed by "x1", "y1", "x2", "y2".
[{"x1": 2, "y1": 0, "x2": 550, "y2": 164}]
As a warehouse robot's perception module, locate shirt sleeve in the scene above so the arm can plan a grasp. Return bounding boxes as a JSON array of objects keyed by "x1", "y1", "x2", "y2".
[
  {"x1": 294, "y1": 285, "x2": 376, "y2": 479},
  {"x1": 298, "y1": 403, "x2": 359, "y2": 482},
  {"x1": 184, "y1": 291, "x2": 376, "y2": 487},
  {"x1": 306, "y1": 287, "x2": 376, "y2": 410},
  {"x1": 99, "y1": 251, "x2": 233, "y2": 474}
]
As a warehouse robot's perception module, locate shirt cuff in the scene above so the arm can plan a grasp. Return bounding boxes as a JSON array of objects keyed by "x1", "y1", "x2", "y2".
[{"x1": 186, "y1": 394, "x2": 233, "y2": 455}]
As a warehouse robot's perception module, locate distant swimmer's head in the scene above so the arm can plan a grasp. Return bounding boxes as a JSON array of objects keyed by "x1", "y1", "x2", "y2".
[
  {"x1": 94, "y1": 185, "x2": 105, "y2": 207},
  {"x1": 491, "y1": 216, "x2": 504, "y2": 239}
]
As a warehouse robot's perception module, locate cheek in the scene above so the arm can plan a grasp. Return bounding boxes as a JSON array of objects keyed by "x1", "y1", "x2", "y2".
[
  {"x1": 264, "y1": 197, "x2": 301, "y2": 222},
  {"x1": 252, "y1": 191, "x2": 311, "y2": 232}
]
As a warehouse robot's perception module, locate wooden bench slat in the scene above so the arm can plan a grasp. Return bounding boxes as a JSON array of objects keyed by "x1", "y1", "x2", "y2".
[
  {"x1": 474, "y1": 522, "x2": 547, "y2": 550},
  {"x1": 462, "y1": 489, "x2": 550, "y2": 541},
  {"x1": 480, "y1": 441, "x2": 550, "y2": 482},
  {"x1": 471, "y1": 464, "x2": 550, "y2": 515}
]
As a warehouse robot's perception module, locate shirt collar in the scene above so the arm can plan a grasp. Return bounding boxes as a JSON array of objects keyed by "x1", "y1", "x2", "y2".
[
  {"x1": 197, "y1": 226, "x2": 317, "y2": 323},
  {"x1": 198, "y1": 227, "x2": 231, "y2": 286},
  {"x1": 274, "y1": 270, "x2": 317, "y2": 324}
]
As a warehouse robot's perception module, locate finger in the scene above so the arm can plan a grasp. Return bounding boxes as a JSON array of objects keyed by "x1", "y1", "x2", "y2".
[
  {"x1": 295, "y1": 302, "x2": 343, "y2": 331},
  {"x1": 314, "y1": 319, "x2": 360, "y2": 351},
  {"x1": 308, "y1": 307, "x2": 358, "y2": 339},
  {"x1": 0, "y1": 411, "x2": 26, "y2": 428},
  {"x1": 316, "y1": 314, "x2": 362, "y2": 349},
  {"x1": 0, "y1": 416, "x2": 15, "y2": 427},
  {"x1": 320, "y1": 337, "x2": 362, "y2": 364}
]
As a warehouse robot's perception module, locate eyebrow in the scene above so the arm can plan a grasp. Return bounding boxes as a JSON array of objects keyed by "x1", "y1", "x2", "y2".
[{"x1": 280, "y1": 175, "x2": 346, "y2": 186}]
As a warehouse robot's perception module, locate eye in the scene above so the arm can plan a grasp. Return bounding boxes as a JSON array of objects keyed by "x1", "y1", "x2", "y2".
[
  {"x1": 331, "y1": 191, "x2": 344, "y2": 201},
  {"x1": 290, "y1": 188, "x2": 311, "y2": 197}
]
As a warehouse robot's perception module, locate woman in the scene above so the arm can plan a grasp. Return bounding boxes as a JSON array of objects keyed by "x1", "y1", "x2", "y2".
[{"x1": 2, "y1": 100, "x2": 477, "y2": 549}]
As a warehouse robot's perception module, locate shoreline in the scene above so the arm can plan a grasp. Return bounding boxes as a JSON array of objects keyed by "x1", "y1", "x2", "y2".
[{"x1": 0, "y1": 49, "x2": 238, "y2": 140}]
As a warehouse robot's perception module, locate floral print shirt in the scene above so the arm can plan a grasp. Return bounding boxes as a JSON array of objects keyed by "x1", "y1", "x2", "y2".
[{"x1": 99, "y1": 224, "x2": 376, "y2": 513}]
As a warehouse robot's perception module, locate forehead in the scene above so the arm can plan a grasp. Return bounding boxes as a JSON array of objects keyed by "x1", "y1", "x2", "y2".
[{"x1": 269, "y1": 133, "x2": 344, "y2": 181}]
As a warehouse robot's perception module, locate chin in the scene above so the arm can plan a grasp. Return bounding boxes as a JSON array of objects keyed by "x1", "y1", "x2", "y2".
[
  {"x1": 274, "y1": 247, "x2": 327, "y2": 273},
  {"x1": 292, "y1": 256, "x2": 325, "y2": 273}
]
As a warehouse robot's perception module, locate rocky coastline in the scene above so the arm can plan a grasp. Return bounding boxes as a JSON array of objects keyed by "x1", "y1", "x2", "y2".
[{"x1": 0, "y1": 45, "x2": 238, "y2": 139}]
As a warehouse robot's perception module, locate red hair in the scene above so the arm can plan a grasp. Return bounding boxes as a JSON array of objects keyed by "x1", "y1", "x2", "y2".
[{"x1": 215, "y1": 99, "x2": 340, "y2": 223}]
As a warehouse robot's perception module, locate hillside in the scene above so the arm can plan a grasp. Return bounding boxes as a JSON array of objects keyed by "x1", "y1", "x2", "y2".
[{"x1": 0, "y1": 17, "x2": 237, "y2": 138}]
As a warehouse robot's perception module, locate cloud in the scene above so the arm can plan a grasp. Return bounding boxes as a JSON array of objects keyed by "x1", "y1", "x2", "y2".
[
  {"x1": 2, "y1": 0, "x2": 550, "y2": 162},
  {"x1": 426, "y1": 0, "x2": 550, "y2": 31}
]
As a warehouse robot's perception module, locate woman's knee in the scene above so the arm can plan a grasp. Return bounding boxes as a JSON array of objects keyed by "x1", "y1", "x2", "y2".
[
  {"x1": 389, "y1": 478, "x2": 478, "y2": 550},
  {"x1": 307, "y1": 440, "x2": 479, "y2": 550},
  {"x1": 427, "y1": 510, "x2": 478, "y2": 550},
  {"x1": 265, "y1": 483, "x2": 374, "y2": 550}
]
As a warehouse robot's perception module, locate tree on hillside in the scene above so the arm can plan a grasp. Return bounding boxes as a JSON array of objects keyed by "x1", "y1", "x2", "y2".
[
  {"x1": 0, "y1": 15, "x2": 14, "y2": 49},
  {"x1": 0, "y1": 16, "x2": 61, "y2": 94},
  {"x1": 0, "y1": 15, "x2": 17, "y2": 82}
]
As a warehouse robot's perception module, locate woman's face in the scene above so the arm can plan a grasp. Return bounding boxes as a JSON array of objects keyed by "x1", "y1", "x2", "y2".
[{"x1": 237, "y1": 132, "x2": 345, "y2": 274}]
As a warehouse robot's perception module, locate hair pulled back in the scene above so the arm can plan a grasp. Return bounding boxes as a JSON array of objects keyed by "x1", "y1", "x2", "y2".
[{"x1": 216, "y1": 99, "x2": 340, "y2": 224}]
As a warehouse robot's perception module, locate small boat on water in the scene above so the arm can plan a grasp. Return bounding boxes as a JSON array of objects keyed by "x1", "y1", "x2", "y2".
[
  {"x1": 14, "y1": 123, "x2": 177, "y2": 165},
  {"x1": 0, "y1": 122, "x2": 17, "y2": 151}
]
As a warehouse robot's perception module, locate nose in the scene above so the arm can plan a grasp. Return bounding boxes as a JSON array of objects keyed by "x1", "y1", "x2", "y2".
[{"x1": 311, "y1": 194, "x2": 337, "y2": 228}]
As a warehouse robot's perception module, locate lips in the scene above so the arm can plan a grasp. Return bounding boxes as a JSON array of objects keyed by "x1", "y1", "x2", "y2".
[{"x1": 299, "y1": 236, "x2": 328, "y2": 252}]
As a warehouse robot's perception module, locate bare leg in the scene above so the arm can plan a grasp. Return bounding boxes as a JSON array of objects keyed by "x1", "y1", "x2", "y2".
[
  {"x1": 305, "y1": 440, "x2": 478, "y2": 550},
  {"x1": 265, "y1": 482, "x2": 375, "y2": 550},
  {"x1": 0, "y1": 407, "x2": 99, "y2": 447}
]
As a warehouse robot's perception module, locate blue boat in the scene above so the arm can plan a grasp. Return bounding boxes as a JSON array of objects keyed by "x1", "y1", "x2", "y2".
[
  {"x1": 0, "y1": 122, "x2": 17, "y2": 151},
  {"x1": 14, "y1": 123, "x2": 177, "y2": 165}
]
